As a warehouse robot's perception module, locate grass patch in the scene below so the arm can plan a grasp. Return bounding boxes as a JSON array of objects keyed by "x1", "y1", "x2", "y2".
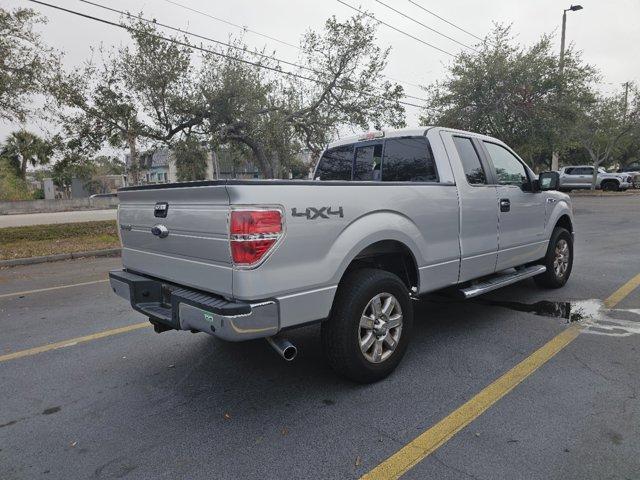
[{"x1": 0, "y1": 220, "x2": 120, "y2": 260}]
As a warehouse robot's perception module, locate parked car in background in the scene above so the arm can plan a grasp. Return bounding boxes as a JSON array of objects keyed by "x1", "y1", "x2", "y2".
[
  {"x1": 617, "y1": 165, "x2": 640, "y2": 188},
  {"x1": 558, "y1": 166, "x2": 632, "y2": 191}
]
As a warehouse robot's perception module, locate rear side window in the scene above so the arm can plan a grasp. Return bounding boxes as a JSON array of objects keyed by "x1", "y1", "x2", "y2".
[
  {"x1": 354, "y1": 143, "x2": 383, "y2": 181},
  {"x1": 315, "y1": 146, "x2": 353, "y2": 180},
  {"x1": 382, "y1": 137, "x2": 437, "y2": 182},
  {"x1": 453, "y1": 136, "x2": 486, "y2": 184}
]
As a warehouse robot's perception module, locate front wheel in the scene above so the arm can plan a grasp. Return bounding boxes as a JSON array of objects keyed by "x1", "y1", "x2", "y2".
[
  {"x1": 321, "y1": 268, "x2": 413, "y2": 383},
  {"x1": 534, "y1": 227, "x2": 573, "y2": 289}
]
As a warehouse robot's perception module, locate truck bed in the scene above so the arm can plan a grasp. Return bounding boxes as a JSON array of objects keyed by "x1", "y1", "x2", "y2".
[{"x1": 117, "y1": 180, "x2": 461, "y2": 328}]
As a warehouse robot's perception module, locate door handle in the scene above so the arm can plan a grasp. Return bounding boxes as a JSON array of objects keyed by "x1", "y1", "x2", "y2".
[{"x1": 500, "y1": 198, "x2": 511, "y2": 212}]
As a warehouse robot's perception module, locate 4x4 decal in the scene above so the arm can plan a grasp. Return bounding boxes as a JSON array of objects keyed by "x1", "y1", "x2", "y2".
[{"x1": 291, "y1": 206, "x2": 344, "y2": 220}]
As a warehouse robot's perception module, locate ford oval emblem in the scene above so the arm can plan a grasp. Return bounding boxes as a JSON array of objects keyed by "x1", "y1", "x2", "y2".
[{"x1": 151, "y1": 224, "x2": 169, "y2": 238}]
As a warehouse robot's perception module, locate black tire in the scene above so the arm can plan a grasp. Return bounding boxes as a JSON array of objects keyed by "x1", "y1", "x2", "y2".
[
  {"x1": 321, "y1": 268, "x2": 413, "y2": 383},
  {"x1": 601, "y1": 180, "x2": 619, "y2": 192},
  {"x1": 534, "y1": 227, "x2": 573, "y2": 289}
]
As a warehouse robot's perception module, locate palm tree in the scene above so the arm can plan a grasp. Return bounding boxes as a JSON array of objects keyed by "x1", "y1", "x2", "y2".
[{"x1": 1, "y1": 130, "x2": 53, "y2": 179}]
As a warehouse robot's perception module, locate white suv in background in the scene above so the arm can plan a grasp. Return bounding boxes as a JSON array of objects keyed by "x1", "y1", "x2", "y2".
[{"x1": 558, "y1": 166, "x2": 632, "y2": 191}]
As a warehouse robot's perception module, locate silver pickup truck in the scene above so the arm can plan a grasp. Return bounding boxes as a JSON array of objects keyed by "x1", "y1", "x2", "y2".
[
  {"x1": 558, "y1": 165, "x2": 632, "y2": 191},
  {"x1": 110, "y1": 127, "x2": 574, "y2": 383}
]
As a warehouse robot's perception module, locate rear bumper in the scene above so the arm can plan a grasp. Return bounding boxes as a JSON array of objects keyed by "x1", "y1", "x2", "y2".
[{"x1": 109, "y1": 270, "x2": 279, "y2": 341}]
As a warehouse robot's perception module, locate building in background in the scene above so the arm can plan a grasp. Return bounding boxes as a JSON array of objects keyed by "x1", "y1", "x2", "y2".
[
  {"x1": 125, "y1": 147, "x2": 258, "y2": 185},
  {"x1": 124, "y1": 146, "x2": 317, "y2": 185}
]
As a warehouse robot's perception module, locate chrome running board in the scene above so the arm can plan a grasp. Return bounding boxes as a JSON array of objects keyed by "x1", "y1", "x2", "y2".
[{"x1": 459, "y1": 265, "x2": 546, "y2": 299}]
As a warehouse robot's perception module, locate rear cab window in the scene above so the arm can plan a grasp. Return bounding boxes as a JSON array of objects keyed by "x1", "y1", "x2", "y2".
[
  {"x1": 354, "y1": 143, "x2": 383, "y2": 181},
  {"x1": 314, "y1": 145, "x2": 353, "y2": 180},
  {"x1": 315, "y1": 135, "x2": 438, "y2": 183}
]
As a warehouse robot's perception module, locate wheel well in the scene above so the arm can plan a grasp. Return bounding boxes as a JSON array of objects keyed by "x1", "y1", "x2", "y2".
[
  {"x1": 555, "y1": 214, "x2": 573, "y2": 234},
  {"x1": 342, "y1": 240, "x2": 419, "y2": 291}
]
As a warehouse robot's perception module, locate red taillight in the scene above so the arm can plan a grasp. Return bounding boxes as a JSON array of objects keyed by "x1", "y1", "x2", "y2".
[{"x1": 230, "y1": 209, "x2": 282, "y2": 266}]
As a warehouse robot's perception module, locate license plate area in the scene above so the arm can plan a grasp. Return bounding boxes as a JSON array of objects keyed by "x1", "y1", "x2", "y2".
[{"x1": 161, "y1": 284, "x2": 176, "y2": 308}]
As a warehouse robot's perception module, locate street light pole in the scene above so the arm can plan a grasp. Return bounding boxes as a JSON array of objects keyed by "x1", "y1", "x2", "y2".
[
  {"x1": 552, "y1": 4, "x2": 583, "y2": 171},
  {"x1": 558, "y1": 10, "x2": 568, "y2": 78}
]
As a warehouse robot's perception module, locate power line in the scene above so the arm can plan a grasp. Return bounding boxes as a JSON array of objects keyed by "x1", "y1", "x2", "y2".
[
  {"x1": 77, "y1": 0, "x2": 313, "y2": 74},
  {"x1": 163, "y1": 0, "x2": 299, "y2": 50},
  {"x1": 407, "y1": 0, "x2": 483, "y2": 42},
  {"x1": 77, "y1": 0, "x2": 432, "y2": 105},
  {"x1": 28, "y1": 0, "x2": 315, "y2": 79},
  {"x1": 153, "y1": 0, "x2": 430, "y2": 99},
  {"x1": 78, "y1": 0, "x2": 432, "y2": 104},
  {"x1": 336, "y1": 0, "x2": 454, "y2": 57},
  {"x1": 27, "y1": 0, "x2": 427, "y2": 109},
  {"x1": 374, "y1": 0, "x2": 478, "y2": 52}
]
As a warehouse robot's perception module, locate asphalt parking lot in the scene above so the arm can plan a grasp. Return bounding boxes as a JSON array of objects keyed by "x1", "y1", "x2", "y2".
[{"x1": 1, "y1": 195, "x2": 639, "y2": 480}]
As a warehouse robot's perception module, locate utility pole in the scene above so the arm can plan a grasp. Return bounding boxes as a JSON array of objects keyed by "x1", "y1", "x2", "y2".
[
  {"x1": 552, "y1": 4, "x2": 583, "y2": 171},
  {"x1": 622, "y1": 81, "x2": 631, "y2": 118}
]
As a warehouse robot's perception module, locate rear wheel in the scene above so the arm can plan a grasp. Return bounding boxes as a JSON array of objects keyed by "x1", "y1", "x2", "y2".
[
  {"x1": 321, "y1": 268, "x2": 413, "y2": 383},
  {"x1": 534, "y1": 227, "x2": 573, "y2": 289},
  {"x1": 601, "y1": 180, "x2": 619, "y2": 192}
]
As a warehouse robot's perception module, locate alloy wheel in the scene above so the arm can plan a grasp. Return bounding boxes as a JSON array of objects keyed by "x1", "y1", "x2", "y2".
[{"x1": 358, "y1": 292, "x2": 403, "y2": 363}]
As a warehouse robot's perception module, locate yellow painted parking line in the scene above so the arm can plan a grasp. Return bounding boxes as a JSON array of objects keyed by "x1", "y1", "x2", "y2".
[
  {"x1": 361, "y1": 273, "x2": 640, "y2": 480},
  {"x1": 604, "y1": 272, "x2": 640, "y2": 308},
  {"x1": 0, "y1": 322, "x2": 151, "y2": 363},
  {"x1": 0, "y1": 279, "x2": 109, "y2": 300}
]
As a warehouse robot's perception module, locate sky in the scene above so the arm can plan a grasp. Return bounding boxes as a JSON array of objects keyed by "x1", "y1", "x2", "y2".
[{"x1": 2, "y1": 0, "x2": 639, "y2": 144}]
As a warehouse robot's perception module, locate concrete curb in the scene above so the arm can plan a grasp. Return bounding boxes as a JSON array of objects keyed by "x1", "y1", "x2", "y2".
[
  {"x1": 0, "y1": 248, "x2": 121, "y2": 268},
  {"x1": 569, "y1": 189, "x2": 640, "y2": 197}
]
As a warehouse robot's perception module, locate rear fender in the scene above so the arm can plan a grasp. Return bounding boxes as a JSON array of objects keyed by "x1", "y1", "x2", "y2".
[{"x1": 328, "y1": 210, "x2": 425, "y2": 289}]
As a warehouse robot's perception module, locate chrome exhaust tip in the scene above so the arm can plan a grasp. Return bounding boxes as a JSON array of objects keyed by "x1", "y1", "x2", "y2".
[{"x1": 266, "y1": 336, "x2": 297, "y2": 361}]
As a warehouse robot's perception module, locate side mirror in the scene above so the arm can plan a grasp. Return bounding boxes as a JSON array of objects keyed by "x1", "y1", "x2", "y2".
[{"x1": 538, "y1": 171, "x2": 560, "y2": 191}]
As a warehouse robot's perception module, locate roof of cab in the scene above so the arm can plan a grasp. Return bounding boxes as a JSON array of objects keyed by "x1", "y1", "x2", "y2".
[
  {"x1": 326, "y1": 126, "x2": 505, "y2": 149},
  {"x1": 327, "y1": 127, "x2": 431, "y2": 149}
]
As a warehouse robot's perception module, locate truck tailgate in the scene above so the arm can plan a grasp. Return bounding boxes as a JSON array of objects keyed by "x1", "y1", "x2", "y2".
[{"x1": 117, "y1": 183, "x2": 232, "y2": 296}]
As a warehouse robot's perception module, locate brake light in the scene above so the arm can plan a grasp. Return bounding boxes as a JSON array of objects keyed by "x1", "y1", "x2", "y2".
[{"x1": 230, "y1": 209, "x2": 283, "y2": 266}]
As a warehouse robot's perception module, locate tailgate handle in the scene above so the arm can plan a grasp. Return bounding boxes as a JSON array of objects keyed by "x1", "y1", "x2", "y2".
[{"x1": 151, "y1": 224, "x2": 169, "y2": 238}]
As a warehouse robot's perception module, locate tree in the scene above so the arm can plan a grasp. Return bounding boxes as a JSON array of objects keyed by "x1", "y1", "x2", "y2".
[
  {"x1": 50, "y1": 54, "x2": 146, "y2": 184},
  {"x1": 93, "y1": 155, "x2": 126, "y2": 175},
  {"x1": 53, "y1": 13, "x2": 406, "y2": 180},
  {"x1": 572, "y1": 88, "x2": 640, "y2": 189},
  {"x1": 173, "y1": 137, "x2": 208, "y2": 181},
  {"x1": 192, "y1": 14, "x2": 406, "y2": 177},
  {"x1": 50, "y1": 20, "x2": 196, "y2": 184},
  {"x1": 0, "y1": 7, "x2": 59, "y2": 122},
  {"x1": 610, "y1": 87, "x2": 640, "y2": 169},
  {"x1": 419, "y1": 25, "x2": 596, "y2": 171},
  {"x1": 51, "y1": 153, "x2": 95, "y2": 197},
  {"x1": 1, "y1": 130, "x2": 54, "y2": 179},
  {"x1": 0, "y1": 158, "x2": 31, "y2": 201}
]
